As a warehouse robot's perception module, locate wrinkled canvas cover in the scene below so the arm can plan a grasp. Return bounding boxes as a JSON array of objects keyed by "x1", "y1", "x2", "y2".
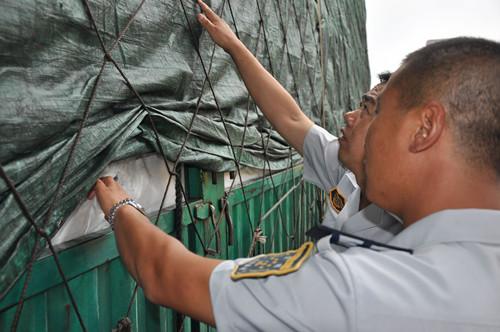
[{"x1": 0, "y1": 0, "x2": 369, "y2": 298}]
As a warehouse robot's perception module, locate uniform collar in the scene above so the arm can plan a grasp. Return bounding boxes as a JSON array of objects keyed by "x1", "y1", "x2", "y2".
[{"x1": 388, "y1": 209, "x2": 500, "y2": 249}]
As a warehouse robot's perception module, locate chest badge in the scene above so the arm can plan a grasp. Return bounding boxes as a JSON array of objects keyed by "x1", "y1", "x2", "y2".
[
  {"x1": 231, "y1": 242, "x2": 314, "y2": 280},
  {"x1": 329, "y1": 187, "x2": 346, "y2": 213}
]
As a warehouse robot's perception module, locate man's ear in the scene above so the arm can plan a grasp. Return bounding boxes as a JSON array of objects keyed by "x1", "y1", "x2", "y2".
[{"x1": 409, "y1": 101, "x2": 446, "y2": 153}]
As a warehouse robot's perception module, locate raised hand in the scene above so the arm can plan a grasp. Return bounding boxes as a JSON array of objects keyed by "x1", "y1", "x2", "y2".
[
  {"x1": 196, "y1": 0, "x2": 313, "y2": 154},
  {"x1": 196, "y1": 0, "x2": 240, "y2": 52},
  {"x1": 92, "y1": 176, "x2": 131, "y2": 219}
]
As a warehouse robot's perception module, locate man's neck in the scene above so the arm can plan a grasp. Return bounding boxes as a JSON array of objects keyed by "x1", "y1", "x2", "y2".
[
  {"x1": 401, "y1": 169, "x2": 500, "y2": 227},
  {"x1": 359, "y1": 192, "x2": 371, "y2": 210}
]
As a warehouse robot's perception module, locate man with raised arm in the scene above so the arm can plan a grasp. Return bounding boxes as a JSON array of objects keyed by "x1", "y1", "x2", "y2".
[
  {"x1": 196, "y1": 1, "x2": 401, "y2": 242},
  {"x1": 92, "y1": 2, "x2": 500, "y2": 330}
]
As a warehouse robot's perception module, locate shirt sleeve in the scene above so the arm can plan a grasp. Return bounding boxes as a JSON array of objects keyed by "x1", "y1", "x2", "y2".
[
  {"x1": 209, "y1": 252, "x2": 355, "y2": 331},
  {"x1": 302, "y1": 125, "x2": 345, "y2": 191}
]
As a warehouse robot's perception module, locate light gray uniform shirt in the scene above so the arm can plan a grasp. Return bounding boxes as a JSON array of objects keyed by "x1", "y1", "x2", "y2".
[
  {"x1": 302, "y1": 125, "x2": 402, "y2": 242},
  {"x1": 210, "y1": 209, "x2": 500, "y2": 331}
]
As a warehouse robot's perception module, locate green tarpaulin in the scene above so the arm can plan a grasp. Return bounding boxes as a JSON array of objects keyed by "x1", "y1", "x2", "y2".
[{"x1": 0, "y1": 0, "x2": 369, "y2": 298}]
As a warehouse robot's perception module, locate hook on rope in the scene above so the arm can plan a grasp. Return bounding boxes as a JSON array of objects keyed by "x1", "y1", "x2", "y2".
[
  {"x1": 194, "y1": 202, "x2": 221, "y2": 256},
  {"x1": 220, "y1": 193, "x2": 234, "y2": 246},
  {"x1": 112, "y1": 317, "x2": 132, "y2": 332}
]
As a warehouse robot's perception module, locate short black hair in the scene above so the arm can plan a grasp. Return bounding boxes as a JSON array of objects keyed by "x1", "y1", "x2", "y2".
[
  {"x1": 377, "y1": 71, "x2": 391, "y2": 84},
  {"x1": 391, "y1": 37, "x2": 500, "y2": 176},
  {"x1": 368, "y1": 72, "x2": 391, "y2": 96}
]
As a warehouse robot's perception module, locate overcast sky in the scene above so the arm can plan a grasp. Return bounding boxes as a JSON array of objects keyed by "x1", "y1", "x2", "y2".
[{"x1": 366, "y1": 0, "x2": 500, "y2": 86}]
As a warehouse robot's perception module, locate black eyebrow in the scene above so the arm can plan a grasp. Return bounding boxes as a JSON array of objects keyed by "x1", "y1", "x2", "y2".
[{"x1": 362, "y1": 94, "x2": 376, "y2": 104}]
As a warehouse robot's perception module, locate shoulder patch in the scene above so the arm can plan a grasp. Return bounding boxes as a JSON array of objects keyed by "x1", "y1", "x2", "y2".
[
  {"x1": 231, "y1": 242, "x2": 314, "y2": 280},
  {"x1": 329, "y1": 187, "x2": 346, "y2": 213}
]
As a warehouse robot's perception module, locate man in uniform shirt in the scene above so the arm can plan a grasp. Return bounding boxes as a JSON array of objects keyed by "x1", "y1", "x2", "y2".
[
  {"x1": 191, "y1": 0, "x2": 403, "y2": 242},
  {"x1": 91, "y1": 2, "x2": 500, "y2": 330},
  {"x1": 303, "y1": 73, "x2": 403, "y2": 243}
]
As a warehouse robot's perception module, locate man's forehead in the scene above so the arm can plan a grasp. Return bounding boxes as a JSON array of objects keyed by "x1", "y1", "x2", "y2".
[{"x1": 370, "y1": 83, "x2": 385, "y2": 95}]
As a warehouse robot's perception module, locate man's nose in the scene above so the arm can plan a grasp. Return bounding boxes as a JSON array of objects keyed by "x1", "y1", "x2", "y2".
[{"x1": 344, "y1": 111, "x2": 357, "y2": 127}]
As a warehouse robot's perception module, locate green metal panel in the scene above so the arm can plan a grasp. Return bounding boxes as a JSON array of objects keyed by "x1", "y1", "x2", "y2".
[{"x1": 0, "y1": 166, "x2": 321, "y2": 331}]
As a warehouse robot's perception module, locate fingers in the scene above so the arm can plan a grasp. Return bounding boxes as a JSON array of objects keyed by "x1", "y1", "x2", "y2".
[
  {"x1": 197, "y1": 13, "x2": 215, "y2": 30},
  {"x1": 95, "y1": 178, "x2": 105, "y2": 189},
  {"x1": 197, "y1": 0, "x2": 219, "y2": 23},
  {"x1": 93, "y1": 179, "x2": 108, "y2": 199},
  {"x1": 89, "y1": 176, "x2": 133, "y2": 218},
  {"x1": 100, "y1": 176, "x2": 115, "y2": 186},
  {"x1": 87, "y1": 179, "x2": 100, "y2": 200},
  {"x1": 89, "y1": 177, "x2": 114, "y2": 201},
  {"x1": 87, "y1": 179, "x2": 104, "y2": 200}
]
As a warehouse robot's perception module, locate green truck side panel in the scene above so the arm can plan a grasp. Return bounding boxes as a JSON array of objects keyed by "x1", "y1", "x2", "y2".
[{"x1": 0, "y1": 166, "x2": 321, "y2": 331}]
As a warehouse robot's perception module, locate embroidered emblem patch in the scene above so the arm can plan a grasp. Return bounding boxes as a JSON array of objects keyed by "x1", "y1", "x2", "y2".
[
  {"x1": 231, "y1": 242, "x2": 314, "y2": 280},
  {"x1": 329, "y1": 187, "x2": 346, "y2": 213}
]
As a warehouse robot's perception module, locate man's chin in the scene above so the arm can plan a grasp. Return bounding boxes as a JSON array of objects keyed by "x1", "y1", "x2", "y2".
[
  {"x1": 365, "y1": 182, "x2": 392, "y2": 212},
  {"x1": 339, "y1": 159, "x2": 352, "y2": 172},
  {"x1": 338, "y1": 151, "x2": 349, "y2": 169}
]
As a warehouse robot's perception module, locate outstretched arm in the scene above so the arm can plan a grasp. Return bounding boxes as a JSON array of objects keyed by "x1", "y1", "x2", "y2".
[
  {"x1": 197, "y1": 0, "x2": 313, "y2": 154},
  {"x1": 93, "y1": 177, "x2": 220, "y2": 325}
]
